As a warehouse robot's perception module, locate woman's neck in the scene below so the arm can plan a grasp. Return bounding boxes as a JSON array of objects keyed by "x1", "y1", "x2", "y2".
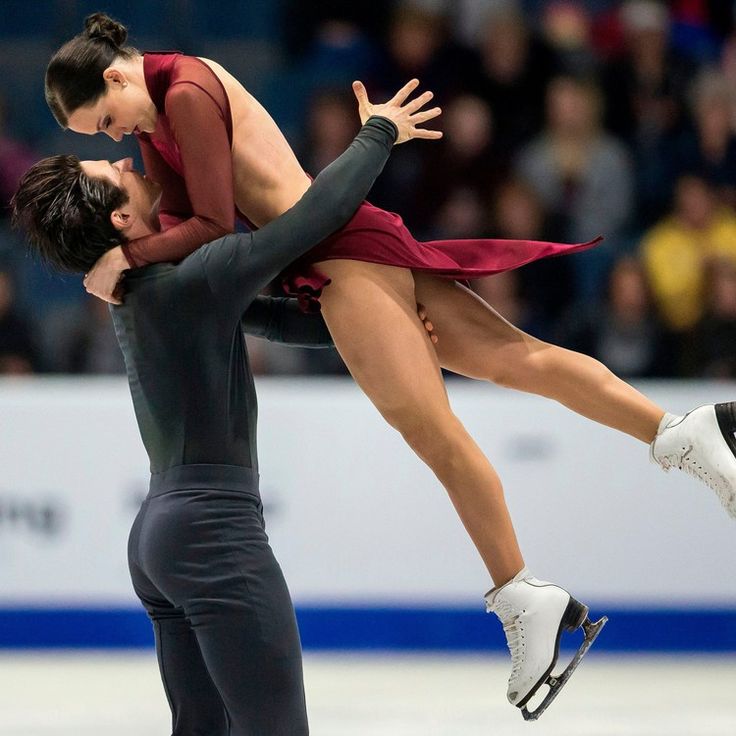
[{"x1": 116, "y1": 54, "x2": 147, "y2": 88}]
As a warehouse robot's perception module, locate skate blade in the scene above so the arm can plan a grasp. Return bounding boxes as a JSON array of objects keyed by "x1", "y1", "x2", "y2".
[{"x1": 520, "y1": 615, "x2": 608, "y2": 722}]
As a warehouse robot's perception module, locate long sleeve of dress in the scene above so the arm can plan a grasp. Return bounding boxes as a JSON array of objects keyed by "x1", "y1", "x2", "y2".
[
  {"x1": 200, "y1": 116, "x2": 397, "y2": 316},
  {"x1": 137, "y1": 135, "x2": 193, "y2": 227},
  {"x1": 122, "y1": 82, "x2": 236, "y2": 267},
  {"x1": 241, "y1": 296, "x2": 333, "y2": 347}
]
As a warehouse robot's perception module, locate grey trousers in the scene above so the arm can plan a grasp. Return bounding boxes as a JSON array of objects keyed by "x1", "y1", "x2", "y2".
[{"x1": 127, "y1": 465, "x2": 308, "y2": 735}]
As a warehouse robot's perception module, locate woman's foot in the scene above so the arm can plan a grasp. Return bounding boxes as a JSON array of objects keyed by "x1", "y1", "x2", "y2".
[
  {"x1": 650, "y1": 403, "x2": 736, "y2": 519},
  {"x1": 484, "y1": 568, "x2": 606, "y2": 720}
]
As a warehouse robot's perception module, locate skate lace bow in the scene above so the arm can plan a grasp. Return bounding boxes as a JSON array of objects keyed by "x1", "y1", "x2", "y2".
[{"x1": 493, "y1": 599, "x2": 525, "y2": 679}]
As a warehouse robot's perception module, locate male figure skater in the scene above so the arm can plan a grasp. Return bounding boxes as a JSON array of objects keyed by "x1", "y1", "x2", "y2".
[{"x1": 12, "y1": 101, "x2": 415, "y2": 734}]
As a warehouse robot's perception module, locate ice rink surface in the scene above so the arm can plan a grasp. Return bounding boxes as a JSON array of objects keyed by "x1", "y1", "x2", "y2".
[{"x1": 1, "y1": 652, "x2": 734, "y2": 735}]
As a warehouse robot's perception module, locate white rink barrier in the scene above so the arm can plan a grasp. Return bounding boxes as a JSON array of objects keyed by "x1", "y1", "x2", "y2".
[{"x1": 1, "y1": 376, "x2": 735, "y2": 608}]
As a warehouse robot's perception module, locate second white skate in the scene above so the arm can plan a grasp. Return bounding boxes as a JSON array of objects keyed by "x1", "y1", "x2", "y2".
[
  {"x1": 485, "y1": 568, "x2": 607, "y2": 721},
  {"x1": 650, "y1": 402, "x2": 736, "y2": 519}
]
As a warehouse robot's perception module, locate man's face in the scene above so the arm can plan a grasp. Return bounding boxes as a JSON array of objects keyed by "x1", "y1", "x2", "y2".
[{"x1": 81, "y1": 158, "x2": 163, "y2": 239}]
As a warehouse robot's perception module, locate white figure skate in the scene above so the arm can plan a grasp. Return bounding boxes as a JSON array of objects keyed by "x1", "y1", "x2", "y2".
[
  {"x1": 650, "y1": 403, "x2": 736, "y2": 519},
  {"x1": 485, "y1": 568, "x2": 607, "y2": 721}
]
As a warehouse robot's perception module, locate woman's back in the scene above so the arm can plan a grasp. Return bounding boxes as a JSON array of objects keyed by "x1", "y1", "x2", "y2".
[{"x1": 197, "y1": 56, "x2": 311, "y2": 226}]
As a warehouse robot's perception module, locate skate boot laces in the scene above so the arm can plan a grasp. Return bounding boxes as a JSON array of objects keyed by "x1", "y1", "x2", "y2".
[
  {"x1": 653, "y1": 443, "x2": 736, "y2": 518},
  {"x1": 491, "y1": 598, "x2": 526, "y2": 681}
]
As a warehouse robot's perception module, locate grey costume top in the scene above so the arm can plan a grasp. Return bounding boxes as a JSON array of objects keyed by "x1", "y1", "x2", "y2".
[{"x1": 110, "y1": 116, "x2": 397, "y2": 481}]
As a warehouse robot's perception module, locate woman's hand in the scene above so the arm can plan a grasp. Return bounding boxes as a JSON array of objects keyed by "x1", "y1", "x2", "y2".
[
  {"x1": 353, "y1": 79, "x2": 442, "y2": 145},
  {"x1": 82, "y1": 246, "x2": 129, "y2": 305}
]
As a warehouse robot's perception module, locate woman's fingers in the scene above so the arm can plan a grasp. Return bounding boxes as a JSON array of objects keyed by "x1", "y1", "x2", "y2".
[{"x1": 85, "y1": 287, "x2": 121, "y2": 305}]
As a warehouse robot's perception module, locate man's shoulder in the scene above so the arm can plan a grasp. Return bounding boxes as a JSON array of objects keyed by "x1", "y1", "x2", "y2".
[
  {"x1": 116, "y1": 257, "x2": 212, "y2": 321},
  {"x1": 196, "y1": 233, "x2": 252, "y2": 264},
  {"x1": 125, "y1": 262, "x2": 178, "y2": 283},
  {"x1": 121, "y1": 262, "x2": 183, "y2": 302}
]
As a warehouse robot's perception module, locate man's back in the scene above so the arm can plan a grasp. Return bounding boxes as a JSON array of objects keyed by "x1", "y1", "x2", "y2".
[{"x1": 111, "y1": 250, "x2": 259, "y2": 473}]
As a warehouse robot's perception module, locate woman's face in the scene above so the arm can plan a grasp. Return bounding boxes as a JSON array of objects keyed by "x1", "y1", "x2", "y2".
[{"x1": 66, "y1": 69, "x2": 157, "y2": 141}]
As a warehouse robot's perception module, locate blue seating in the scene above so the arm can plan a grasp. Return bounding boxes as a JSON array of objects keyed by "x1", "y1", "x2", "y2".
[
  {"x1": 61, "y1": 0, "x2": 180, "y2": 46},
  {"x1": 0, "y1": 40, "x2": 56, "y2": 143},
  {"x1": 0, "y1": 2, "x2": 57, "y2": 38},
  {"x1": 197, "y1": 39, "x2": 283, "y2": 97},
  {"x1": 189, "y1": 0, "x2": 284, "y2": 41}
]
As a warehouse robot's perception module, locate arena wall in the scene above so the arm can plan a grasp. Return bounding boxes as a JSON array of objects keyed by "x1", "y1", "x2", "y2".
[{"x1": 1, "y1": 378, "x2": 734, "y2": 650}]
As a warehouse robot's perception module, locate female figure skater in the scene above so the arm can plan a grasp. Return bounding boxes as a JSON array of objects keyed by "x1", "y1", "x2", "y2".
[{"x1": 44, "y1": 13, "x2": 736, "y2": 718}]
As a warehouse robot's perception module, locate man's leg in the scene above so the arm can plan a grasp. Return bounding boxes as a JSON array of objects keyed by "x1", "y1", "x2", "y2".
[
  {"x1": 184, "y1": 547, "x2": 307, "y2": 736},
  {"x1": 128, "y1": 505, "x2": 228, "y2": 736},
  {"x1": 139, "y1": 490, "x2": 309, "y2": 736},
  {"x1": 149, "y1": 607, "x2": 230, "y2": 735}
]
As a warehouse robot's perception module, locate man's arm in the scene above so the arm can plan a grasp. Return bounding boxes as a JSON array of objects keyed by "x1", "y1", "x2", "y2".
[
  {"x1": 201, "y1": 115, "x2": 397, "y2": 313},
  {"x1": 242, "y1": 296, "x2": 333, "y2": 348}
]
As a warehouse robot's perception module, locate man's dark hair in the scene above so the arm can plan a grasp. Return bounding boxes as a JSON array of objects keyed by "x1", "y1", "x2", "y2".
[
  {"x1": 11, "y1": 155, "x2": 128, "y2": 273},
  {"x1": 46, "y1": 13, "x2": 136, "y2": 128}
]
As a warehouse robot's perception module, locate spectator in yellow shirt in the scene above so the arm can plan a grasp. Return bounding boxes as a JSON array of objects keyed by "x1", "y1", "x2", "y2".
[{"x1": 640, "y1": 174, "x2": 736, "y2": 331}]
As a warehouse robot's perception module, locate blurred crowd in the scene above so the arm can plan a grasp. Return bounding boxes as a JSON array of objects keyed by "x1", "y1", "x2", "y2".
[{"x1": 1, "y1": 0, "x2": 736, "y2": 379}]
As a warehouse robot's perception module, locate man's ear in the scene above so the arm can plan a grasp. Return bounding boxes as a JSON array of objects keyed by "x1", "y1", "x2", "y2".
[
  {"x1": 103, "y1": 67, "x2": 128, "y2": 89},
  {"x1": 110, "y1": 209, "x2": 131, "y2": 232}
]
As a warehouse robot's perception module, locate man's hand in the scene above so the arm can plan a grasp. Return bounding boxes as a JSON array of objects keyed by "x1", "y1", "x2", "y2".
[
  {"x1": 83, "y1": 246, "x2": 128, "y2": 305},
  {"x1": 417, "y1": 303, "x2": 438, "y2": 344},
  {"x1": 353, "y1": 79, "x2": 442, "y2": 145}
]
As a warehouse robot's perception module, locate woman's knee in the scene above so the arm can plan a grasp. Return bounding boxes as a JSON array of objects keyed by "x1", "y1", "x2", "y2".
[{"x1": 382, "y1": 403, "x2": 466, "y2": 456}]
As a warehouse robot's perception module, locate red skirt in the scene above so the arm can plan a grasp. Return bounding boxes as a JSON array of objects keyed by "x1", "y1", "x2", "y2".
[{"x1": 282, "y1": 201, "x2": 602, "y2": 312}]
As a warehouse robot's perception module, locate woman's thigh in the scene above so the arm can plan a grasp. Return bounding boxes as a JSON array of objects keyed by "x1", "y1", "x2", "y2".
[
  {"x1": 315, "y1": 260, "x2": 452, "y2": 422},
  {"x1": 412, "y1": 272, "x2": 545, "y2": 382}
]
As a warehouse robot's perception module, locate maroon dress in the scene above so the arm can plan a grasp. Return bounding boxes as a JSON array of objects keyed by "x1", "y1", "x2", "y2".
[{"x1": 123, "y1": 53, "x2": 600, "y2": 311}]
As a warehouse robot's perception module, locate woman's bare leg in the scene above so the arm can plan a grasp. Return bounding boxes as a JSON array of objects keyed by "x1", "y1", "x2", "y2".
[
  {"x1": 316, "y1": 260, "x2": 523, "y2": 586},
  {"x1": 413, "y1": 273, "x2": 664, "y2": 443}
]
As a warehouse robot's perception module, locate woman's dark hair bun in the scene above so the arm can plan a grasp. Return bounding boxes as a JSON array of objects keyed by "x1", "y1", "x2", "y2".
[{"x1": 83, "y1": 13, "x2": 128, "y2": 47}]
